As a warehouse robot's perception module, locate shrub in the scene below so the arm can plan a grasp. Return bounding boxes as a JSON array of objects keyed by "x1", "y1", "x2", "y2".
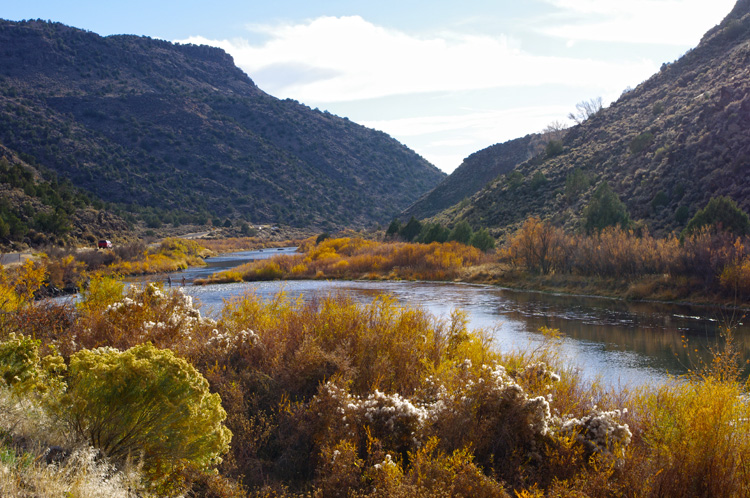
[
  {"x1": 629, "y1": 131, "x2": 654, "y2": 154},
  {"x1": 54, "y1": 343, "x2": 231, "y2": 475},
  {"x1": 545, "y1": 140, "x2": 563, "y2": 158}
]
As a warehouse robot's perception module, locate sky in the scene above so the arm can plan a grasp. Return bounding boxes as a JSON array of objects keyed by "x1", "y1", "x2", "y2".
[{"x1": 3, "y1": 0, "x2": 737, "y2": 172}]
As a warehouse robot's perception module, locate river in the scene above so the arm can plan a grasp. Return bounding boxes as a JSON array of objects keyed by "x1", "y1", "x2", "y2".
[{"x1": 147, "y1": 247, "x2": 749, "y2": 389}]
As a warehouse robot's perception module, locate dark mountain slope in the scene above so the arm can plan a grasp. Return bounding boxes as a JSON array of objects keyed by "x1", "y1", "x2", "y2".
[
  {"x1": 440, "y1": 1, "x2": 750, "y2": 237},
  {"x1": 401, "y1": 134, "x2": 539, "y2": 220},
  {"x1": 0, "y1": 20, "x2": 445, "y2": 228}
]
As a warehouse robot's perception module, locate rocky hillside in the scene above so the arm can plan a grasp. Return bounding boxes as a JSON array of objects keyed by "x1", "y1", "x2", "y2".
[
  {"x1": 0, "y1": 20, "x2": 444, "y2": 229},
  {"x1": 437, "y1": 0, "x2": 750, "y2": 237},
  {"x1": 401, "y1": 134, "x2": 539, "y2": 220}
]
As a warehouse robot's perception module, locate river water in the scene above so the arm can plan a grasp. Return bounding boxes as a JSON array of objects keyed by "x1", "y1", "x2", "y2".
[{"x1": 147, "y1": 248, "x2": 749, "y2": 389}]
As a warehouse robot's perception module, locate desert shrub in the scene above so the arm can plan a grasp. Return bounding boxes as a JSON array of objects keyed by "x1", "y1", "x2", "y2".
[
  {"x1": 72, "y1": 282, "x2": 217, "y2": 356},
  {"x1": 76, "y1": 272, "x2": 125, "y2": 315},
  {"x1": 634, "y1": 376, "x2": 750, "y2": 497},
  {"x1": 545, "y1": 140, "x2": 564, "y2": 158},
  {"x1": 209, "y1": 238, "x2": 484, "y2": 283},
  {"x1": 0, "y1": 259, "x2": 47, "y2": 314},
  {"x1": 54, "y1": 343, "x2": 231, "y2": 479},
  {"x1": 564, "y1": 167, "x2": 591, "y2": 203}
]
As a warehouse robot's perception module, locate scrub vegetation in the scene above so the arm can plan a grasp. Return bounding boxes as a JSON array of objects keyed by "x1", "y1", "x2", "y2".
[{"x1": 2, "y1": 261, "x2": 750, "y2": 497}]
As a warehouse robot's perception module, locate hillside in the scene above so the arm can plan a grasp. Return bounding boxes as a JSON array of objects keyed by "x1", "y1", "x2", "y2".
[
  {"x1": 401, "y1": 133, "x2": 539, "y2": 220},
  {"x1": 0, "y1": 143, "x2": 130, "y2": 249},
  {"x1": 437, "y1": 0, "x2": 750, "y2": 237},
  {"x1": 0, "y1": 20, "x2": 445, "y2": 229}
]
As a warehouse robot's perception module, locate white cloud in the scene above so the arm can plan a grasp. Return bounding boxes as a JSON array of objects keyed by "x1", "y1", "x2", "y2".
[
  {"x1": 360, "y1": 105, "x2": 572, "y2": 172},
  {"x1": 177, "y1": 15, "x2": 658, "y2": 104},
  {"x1": 538, "y1": 0, "x2": 736, "y2": 45}
]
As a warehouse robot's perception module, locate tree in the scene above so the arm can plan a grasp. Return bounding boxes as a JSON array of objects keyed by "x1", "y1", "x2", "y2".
[
  {"x1": 583, "y1": 182, "x2": 631, "y2": 233},
  {"x1": 385, "y1": 219, "x2": 401, "y2": 238},
  {"x1": 470, "y1": 228, "x2": 496, "y2": 252},
  {"x1": 683, "y1": 196, "x2": 750, "y2": 237},
  {"x1": 568, "y1": 97, "x2": 603, "y2": 125},
  {"x1": 418, "y1": 222, "x2": 449, "y2": 244},
  {"x1": 399, "y1": 217, "x2": 423, "y2": 241},
  {"x1": 448, "y1": 221, "x2": 474, "y2": 245},
  {"x1": 505, "y1": 217, "x2": 566, "y2": 274}
]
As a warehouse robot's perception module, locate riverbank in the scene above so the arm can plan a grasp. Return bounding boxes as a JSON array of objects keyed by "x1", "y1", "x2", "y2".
[
  {"x1": 459, "y1": 262, "x2": 750, "y2": 310},
  {"x1": 195, "y1": 235, "x2": 750, "y2": 311}
]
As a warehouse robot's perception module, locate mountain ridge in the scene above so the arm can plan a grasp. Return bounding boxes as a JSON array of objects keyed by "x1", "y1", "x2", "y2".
[{"x1": 0, "y1": 19, "x2": 445, "y2": 229}]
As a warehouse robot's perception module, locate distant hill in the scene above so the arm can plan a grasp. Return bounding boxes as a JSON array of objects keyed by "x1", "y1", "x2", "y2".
[
  {"x1": 0, "y1": 20, "x2": 445, "y2": 229},
  {"x1": 400, "y1": 134, "x2": 539, "y2": 220},
  {"x1": 435, "y1": 0, "x2": 750, "y2": 237}
]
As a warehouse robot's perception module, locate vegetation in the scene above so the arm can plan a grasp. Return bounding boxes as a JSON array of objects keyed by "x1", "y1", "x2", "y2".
[
  {"x1": 583, "y1": 182, "x2": 632, "y2": 233},
  {"x1": 683, "y1": 195, "x2": 750, "y2": 237},
  {"x1": 0, "y1": 19, "x2": 444, "y2": 228},
  {"x1": 500, "y1": 213, "x2": 750, "y2": 302},
  {"x1": 200, "y1": 236, "x2": 486, "y2": 283},
  {"x1": 1, "y1": 260, "x2": 750, "y2": 497}
]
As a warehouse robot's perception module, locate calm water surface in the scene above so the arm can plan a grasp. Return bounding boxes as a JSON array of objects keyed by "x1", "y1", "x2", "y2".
[{"x1": 145, "y1": 248, "x2": 750, "y2": 389}]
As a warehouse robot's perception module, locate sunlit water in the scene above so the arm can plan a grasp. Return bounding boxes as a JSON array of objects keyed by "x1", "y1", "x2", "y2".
[{"x1": 132, "y1": 248, "x2": 750, "y2": 389}]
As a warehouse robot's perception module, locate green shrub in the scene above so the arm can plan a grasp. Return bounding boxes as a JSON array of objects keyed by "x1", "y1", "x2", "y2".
[
  {"x1": 583, "y1": 182, "x2": 631, "y2": 233},
  {"x1": 530, "y1": 171, "x2": 548, "y2": 189},
  {"x1": 683, "y1": 196, "x2": 750, "y2": 237},
  {"x1": 55, "y1": 343, "x2": 231, "y2": 473},
  {"x1": 545, "y1": 140, "x2": 564, "y2": 158},
  {"x1": 629, "y1": 131, "x2": 654, "y2": 154},
  {"x1": 675, "y1": 205, "x2": 690, "y2": 225},
  {"x1": 564, "y1": 168, "x2": 590, "y2": 203}
]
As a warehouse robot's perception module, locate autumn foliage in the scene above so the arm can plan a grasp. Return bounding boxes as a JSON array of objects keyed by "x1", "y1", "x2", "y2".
[
  {"x1": 501, "y1": 217, "x2": 750, "y2": 300},
  {"x1": 202, "y1": 237, "x2": 486, "y2": 284}
]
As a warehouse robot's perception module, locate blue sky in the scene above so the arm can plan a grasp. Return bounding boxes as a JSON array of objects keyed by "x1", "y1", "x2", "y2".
[{"x1": 3, "y1": 0, "x2": 737, "y2": 172}]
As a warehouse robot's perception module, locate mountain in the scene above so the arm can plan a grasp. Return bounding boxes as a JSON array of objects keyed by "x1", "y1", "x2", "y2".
[
  {"x1": 400, "y1": 133, "x2": 540, "y2": 220},
  {"x1": 0, "y1": 19, "x2": 445, "y2": 229},
  {"x1": 434, "y1": 0, "x2": 750, "y2": 237}
]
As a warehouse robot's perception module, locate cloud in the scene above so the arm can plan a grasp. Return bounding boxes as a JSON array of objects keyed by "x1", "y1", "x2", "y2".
[
  {"x1": 177, "y1": 15, "x2": 658, "y2": 104},
  {"x1": 538, "y1": 0, "x2": 736, "y2": 45}
]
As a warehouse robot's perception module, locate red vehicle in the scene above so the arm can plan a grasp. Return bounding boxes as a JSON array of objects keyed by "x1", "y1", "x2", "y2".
[{"x1": 98, "y1": 240, "x2": 112, "y2": 249}]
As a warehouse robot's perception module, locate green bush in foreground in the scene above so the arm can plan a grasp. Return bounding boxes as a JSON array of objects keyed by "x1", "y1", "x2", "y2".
[{"x1": 57, "y1": 343, "x2": 231, "y2": 470}]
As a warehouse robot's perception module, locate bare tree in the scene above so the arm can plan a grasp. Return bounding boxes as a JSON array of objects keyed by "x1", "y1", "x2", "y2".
[
  {"x1": 542, "y1": 120, "x2": 569, "y2": 141},
  {"x1": 568, "y1": 97, "x2": 603, "y2": 124}
]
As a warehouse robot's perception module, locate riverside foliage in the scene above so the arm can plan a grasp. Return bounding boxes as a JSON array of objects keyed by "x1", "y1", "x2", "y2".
[
  {"x1": 200, "y1": 236, "x2": 486, "y2": 284},
  {"x1": 1, "y1": 265, "x2": 750, "y2": 497}
]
